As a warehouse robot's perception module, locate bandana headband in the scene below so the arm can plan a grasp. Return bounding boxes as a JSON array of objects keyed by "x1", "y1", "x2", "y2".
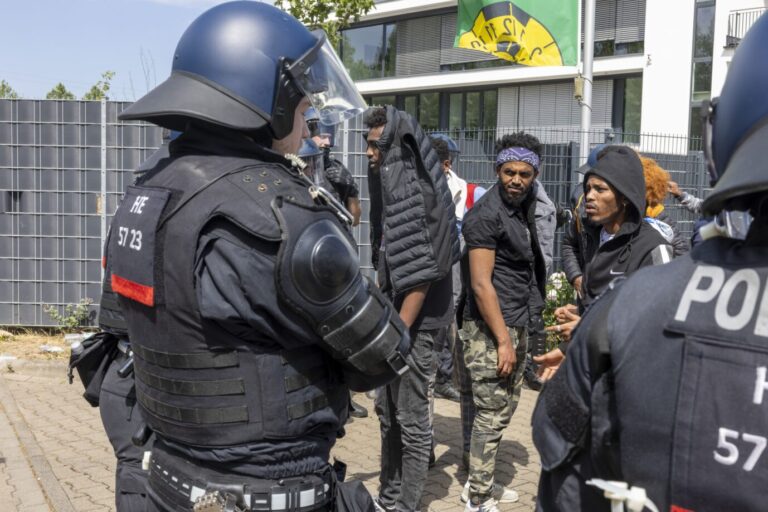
[{"x1": 496, "y1": 147, "x2": 540, "y2": 171}]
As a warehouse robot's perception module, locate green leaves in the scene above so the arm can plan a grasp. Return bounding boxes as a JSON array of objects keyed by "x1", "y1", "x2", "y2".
[
  {"x1": 0, "y1": 80, "x2": 19, "y2": 99},
  {"x1": 43, "y1": 298, "x2": 94, "y2": 333},
  {"x1": 276, "y1": 0, "x2": 374, "y2": 48},
  {"x1": 46, "y1": 83, "x2": 76, "y2": 100},
  {"x1": 82, "y1": 71, "x2": 116, "y2": 101}
]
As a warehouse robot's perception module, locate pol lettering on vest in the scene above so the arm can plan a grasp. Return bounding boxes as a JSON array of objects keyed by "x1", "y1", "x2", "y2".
[{"x1": 675, "y1": 265, "x2": 768, "y2": 336}]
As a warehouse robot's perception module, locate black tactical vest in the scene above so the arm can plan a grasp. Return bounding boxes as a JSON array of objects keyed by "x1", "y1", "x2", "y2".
[
  {"x1": 106, "y1": 153, "x2": 348, "y2": 447},
  {"x1": 98, "y1": 246, "x2": 128, "y2": 336},
  {"x1": 595, "y1": 238, "x2": 768, "y2": 511}
]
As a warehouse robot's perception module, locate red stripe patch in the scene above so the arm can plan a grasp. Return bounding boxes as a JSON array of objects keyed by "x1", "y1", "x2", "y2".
[
  {"x1": 102, "y1": 256, "x2": 106, "y2": 269},
  {"x1": 112, "y1": 274, "x2": 154, "y2": 307},
  {"x1": 671, "y1": 506, "x2": 695, "y2": 512}
]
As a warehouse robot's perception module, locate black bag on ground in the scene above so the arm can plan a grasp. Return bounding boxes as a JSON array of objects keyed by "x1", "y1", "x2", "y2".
[{"x1": 67, "y1": 331, "x2": 119, "y2": 407}]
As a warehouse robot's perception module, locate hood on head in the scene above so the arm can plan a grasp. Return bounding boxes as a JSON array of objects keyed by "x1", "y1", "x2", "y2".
[{"x1": 583, "y1": 145, "x2": 646, "y2": 220}]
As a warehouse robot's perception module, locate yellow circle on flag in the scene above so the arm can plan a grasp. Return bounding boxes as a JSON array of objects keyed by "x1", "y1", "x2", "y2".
[{"x1": 457, "y1": 2, "x2": 563, "y2": 66}]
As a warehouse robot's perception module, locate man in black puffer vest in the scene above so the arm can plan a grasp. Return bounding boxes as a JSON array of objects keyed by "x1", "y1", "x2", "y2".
[{"x1": 365, "y1": 106, "x2": 460, "y2": 512}]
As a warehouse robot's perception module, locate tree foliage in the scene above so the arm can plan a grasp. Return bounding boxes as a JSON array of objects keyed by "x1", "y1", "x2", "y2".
[
  {"x1": 46, "y1": 82, "x2": 76, "y2": 100},
  {"x1": 276, "y1": 0, "x2": 374, "y2": 48},
  {"x1": 83, "y1": 71, "x2": 116, "y2": 101},
  {"x1": 0, "y1": 80, "x2": 19, "y2": 99}
]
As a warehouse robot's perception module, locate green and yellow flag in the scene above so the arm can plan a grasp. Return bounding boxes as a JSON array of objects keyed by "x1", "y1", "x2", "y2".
[{"x1": 455, "y1": 0, "x2": 578, "y2": 67}]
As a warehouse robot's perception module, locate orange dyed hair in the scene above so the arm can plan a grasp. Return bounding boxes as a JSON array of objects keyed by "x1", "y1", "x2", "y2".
[{"x1": 641, "y1": 156, "x2": 670, "y2": 207}]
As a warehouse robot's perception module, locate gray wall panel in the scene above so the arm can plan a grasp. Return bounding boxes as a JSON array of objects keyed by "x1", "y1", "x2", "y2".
[{"x1": 0, "y1": 99, "x2": 160, "y2": 326}]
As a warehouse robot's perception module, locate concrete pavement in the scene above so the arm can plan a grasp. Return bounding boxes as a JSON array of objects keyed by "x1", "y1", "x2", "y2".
[{"x1": 0, "y1": 360, "x2": 541, "y2": 511}]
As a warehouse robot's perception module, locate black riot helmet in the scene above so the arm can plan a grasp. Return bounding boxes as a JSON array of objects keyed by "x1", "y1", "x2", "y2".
[
  {"x1": 119, "y1": 1, "x2": 366, "y2": 140},
  {"x1": 305, "y1": 107, "x2": 338, "y2": 148},
  {"x1": 703, "y1": 12, "x2": 768, "y2": 215}
]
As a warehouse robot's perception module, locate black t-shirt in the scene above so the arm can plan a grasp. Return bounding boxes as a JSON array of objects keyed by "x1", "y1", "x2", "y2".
[{"x1": 462, "y1": 184, "x2": 536, "y2": 327}]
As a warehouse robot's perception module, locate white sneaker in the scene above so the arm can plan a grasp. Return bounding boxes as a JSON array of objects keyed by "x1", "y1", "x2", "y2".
[
  {"x1": 461, "y1": 480, "x2": 519, "y2": 504},
  {"x1": 463, "y1": 497, "x2": 500, "y2": 512}
]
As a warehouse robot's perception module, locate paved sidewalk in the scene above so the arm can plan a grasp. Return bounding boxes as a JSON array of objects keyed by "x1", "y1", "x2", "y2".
[{"x1": 0, "y1": 361, "x2": 541, "y2": 511}]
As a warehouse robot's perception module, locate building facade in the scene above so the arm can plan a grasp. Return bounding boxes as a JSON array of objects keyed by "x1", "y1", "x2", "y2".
[{"x1": 341, "y1": 0, "x2": 765, "y2": 145}]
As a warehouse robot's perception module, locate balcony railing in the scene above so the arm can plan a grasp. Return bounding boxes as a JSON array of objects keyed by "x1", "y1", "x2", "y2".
[{"x1": 726, "y1": 7, "x2": 766, "y2": 48}]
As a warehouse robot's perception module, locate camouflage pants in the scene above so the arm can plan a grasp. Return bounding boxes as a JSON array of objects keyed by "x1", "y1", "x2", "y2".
[{"x1": 460, "y1": 319, "x2": 528, "y2": 503}]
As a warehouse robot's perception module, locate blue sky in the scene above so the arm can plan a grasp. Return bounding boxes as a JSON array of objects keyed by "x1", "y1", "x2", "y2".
[{"x1": 0, "y1": 0, "x2": 268, "y2": 101}]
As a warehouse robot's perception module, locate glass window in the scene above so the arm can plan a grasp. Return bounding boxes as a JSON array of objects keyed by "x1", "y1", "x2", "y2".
[
  {"x1": 403, "y1": 96, "x2": 418, "y2": 119},
  {"x1": 340, "y1": 25, "x2": 383, "y2": 81},
  {"x1": 694, "y1": 5, "x2": 716, "y2": 58},
  {"x1": 594, "y1": 41, "x2": 615, "y2": 57},
  {"x1": 419, "y1": 92, "x2": 440, "y2": 132},
  {"x1": 483, "y1": 90, "x2": 498, "y2": 129},
  {"x1": 615, "y1": 41, "x2": 644, "y2": 55},
  {"x1": 383, "y1": 24, "x2": 397, "y2": 77},
  {"x1": 466, "y1": 92, "x2": 481, "y2": 133},
  {"x1": 689, "y1": 104, "x2": 703, "y2": 150},
  {"x1": 449, "y1": 93, "x2": 463, "y2": 132},
  {"x1": 692, "y1": 61, "x2": 712, "y2": 100},
  {"x1": 623, "y1": 77, "x2": 642, "y2": 143},
  {"x1": 340, "y1": 24, "x2": 396, "y2": 80}
]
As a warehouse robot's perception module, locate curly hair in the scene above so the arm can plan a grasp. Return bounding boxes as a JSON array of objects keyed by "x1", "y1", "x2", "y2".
[
  {"x1": 365, "y1": 107, "x2": 387, "y2": 129},
  {"x1": 494, "y1": 132, "x2": 543, "y2": 160},
  {"x1": 642, "y1": 156, "x2": 670, "y2": 207},
  {"x1": 430, "y1": 136, "x2": 451, "y2": 164}
]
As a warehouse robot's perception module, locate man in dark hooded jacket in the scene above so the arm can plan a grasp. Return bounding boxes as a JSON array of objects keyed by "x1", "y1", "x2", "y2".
[
  {"x1": 535, "y1": 146, "x2": 673, "y2": 378},
  {"x1": 578, "y1": 147, "x2": 674, "y2": 309},
  {"x1": 364, "y1": 106, "x2": 459, "y2": 512}
]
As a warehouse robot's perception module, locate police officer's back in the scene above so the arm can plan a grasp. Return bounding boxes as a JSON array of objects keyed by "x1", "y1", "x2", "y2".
[
  {"x1": 108, "y1": 3, "x2": 411, "y2": 511},
  {"x1": 533, "y1": 12, "x2": 768, "y2": 512}
]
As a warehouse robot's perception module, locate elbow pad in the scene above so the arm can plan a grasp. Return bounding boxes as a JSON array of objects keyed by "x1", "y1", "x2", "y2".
[{"x1": 273, "y1": 198, "x2": 411, "y2": 391}]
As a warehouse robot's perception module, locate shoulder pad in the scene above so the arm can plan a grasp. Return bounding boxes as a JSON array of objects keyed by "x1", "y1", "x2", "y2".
[{"x1": 210, "y1": 164, "x2": 313, "y2": 242}]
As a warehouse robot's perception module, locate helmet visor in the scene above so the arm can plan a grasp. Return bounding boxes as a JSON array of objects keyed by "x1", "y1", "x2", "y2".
[
  {"x1": 289, "y1": 33, "x2": 367, "y2": 126},
  {"x1": 304, "y1": 153, "x2": 324, "y2": 181}
]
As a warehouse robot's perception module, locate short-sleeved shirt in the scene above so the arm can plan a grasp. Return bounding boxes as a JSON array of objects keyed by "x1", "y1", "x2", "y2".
[{"x1": 462, "y1": 184, "x2": 536, "y2": 327}]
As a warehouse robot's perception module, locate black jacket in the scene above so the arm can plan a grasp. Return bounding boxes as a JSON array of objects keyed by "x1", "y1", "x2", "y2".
[
  {"x1": 656, "y1": 208, "x2": 689, "y2": 257},
  {"x1": 534, "y1": 236, "x2": 768, "y2": 511},
  {"x1": 561, "y1": 184, "x2": 590, "y2": 285},
  {"x1": 367, "y1": 106, "x2": 459, "y2": 295},
  {"x1": 580, "y1": 148, "x2": 673, "y2": 309}
]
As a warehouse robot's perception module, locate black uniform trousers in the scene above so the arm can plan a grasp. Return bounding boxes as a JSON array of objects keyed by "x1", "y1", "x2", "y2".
[{"x1": 99, "y1": 350, "x2": 153, "y2": 511}]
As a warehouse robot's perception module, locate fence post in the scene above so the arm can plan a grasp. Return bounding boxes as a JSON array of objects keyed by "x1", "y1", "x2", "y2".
[{"x1": 100, "y1": 98, "x2": 107, "y2": 282}]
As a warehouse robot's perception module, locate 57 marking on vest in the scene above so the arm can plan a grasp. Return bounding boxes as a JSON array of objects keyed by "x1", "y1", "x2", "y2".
[
  {"x1": 117, "y1": 226, "x2": 142, "y2": 251},
  {"x1": 713, "y1": 368, "x2": 768, "y2": 472}
]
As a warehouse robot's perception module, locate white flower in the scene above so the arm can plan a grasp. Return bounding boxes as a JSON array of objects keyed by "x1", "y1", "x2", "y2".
[{"x1": 547, "y1": 288, "x2": 558, "y2": 301}]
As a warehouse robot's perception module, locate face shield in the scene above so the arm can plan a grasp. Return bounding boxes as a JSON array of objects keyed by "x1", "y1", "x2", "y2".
[{"x1": 287, "y1": 31, "x2": 367, "y2": 126}]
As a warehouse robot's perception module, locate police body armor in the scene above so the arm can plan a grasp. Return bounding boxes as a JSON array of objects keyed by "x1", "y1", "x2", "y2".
[
  {"x1": 107, "y1": 153, "x2": 409, "y2": 447},
  {"x1": 535, "y1": 238, "x2": 768, "y2": 511}
]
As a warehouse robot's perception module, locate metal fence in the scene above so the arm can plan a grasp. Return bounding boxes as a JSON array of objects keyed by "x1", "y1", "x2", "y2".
[
  {"x1": 727, "y1": 7, "x2": 766, "y2": 48},
  {"x1": 0, "y1": 99, "x2": 709, "y2": 327},
  {"x1": 337, "y1": 118, "x2": 710, "y2": 279},
  {"x1": 0, "y1": 99, "x2": 161, "y2": 326}
]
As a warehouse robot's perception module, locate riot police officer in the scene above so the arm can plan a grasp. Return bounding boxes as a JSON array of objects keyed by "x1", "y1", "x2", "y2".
[
  {"x1": 110, "y1": 2, "x2": 411, "y2": 511},
  {"x1": 533, "y1": 12, "x2": 768, "y2": 511},
  {"x1": 305, "y1": 108, "x2": 362, "y2": 226}
]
